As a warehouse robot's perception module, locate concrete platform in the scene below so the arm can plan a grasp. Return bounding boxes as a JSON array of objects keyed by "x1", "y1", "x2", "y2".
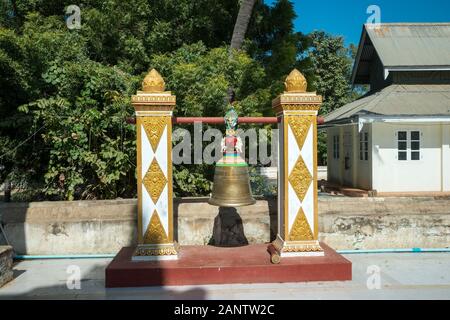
[{"x1": 105, "y1": 243, "x2": 351, "y2": 287}]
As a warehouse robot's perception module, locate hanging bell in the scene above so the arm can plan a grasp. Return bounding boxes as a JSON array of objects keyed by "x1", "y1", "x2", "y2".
[
  {"x1": 209, "y1": 165, "x2": 256, "y2": 207},
  {"x1": 208, "y1": 106, "x2": 256, "y2": 207}
]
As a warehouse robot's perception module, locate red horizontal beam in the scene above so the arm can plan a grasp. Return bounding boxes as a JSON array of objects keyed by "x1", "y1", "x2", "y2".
[
  {"x1": 174, "y1": 117, "x2": 279, "y2": 124},
  {"x1": 126, "y1": 116, "x2": 324, "y2": 125}
]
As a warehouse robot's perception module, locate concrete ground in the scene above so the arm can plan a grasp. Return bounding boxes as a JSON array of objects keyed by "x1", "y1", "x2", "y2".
[{"x1": 0, "y1": 253, "x2": 449, "y2": 300}]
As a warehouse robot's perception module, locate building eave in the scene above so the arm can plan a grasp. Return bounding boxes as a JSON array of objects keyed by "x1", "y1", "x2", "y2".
[
  {"x1": 318, "y1": 116, "x2": 359, "y2": 130},
  {"x1": 359, "y1": 114, "x2": 450, "y2": 123},
  {"x1": 351, "y1": 26, "x2": 368, "y2": 86}
]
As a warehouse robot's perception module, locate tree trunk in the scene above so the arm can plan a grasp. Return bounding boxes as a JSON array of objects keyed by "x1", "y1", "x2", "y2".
[
  {"x1": 226, "y1": 0, "x2": 256, "y2": 104},
  {"x1": 230, "y1": 0, "x2": 256, "y2": 51},
  {"x1": 4, "y1": 179, "x2": 11, "y2": 202}
]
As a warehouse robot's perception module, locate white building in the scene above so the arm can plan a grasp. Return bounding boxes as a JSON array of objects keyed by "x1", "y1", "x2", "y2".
[{"x1": 323, "y1": 23, "x2": 450, "y2": 194}]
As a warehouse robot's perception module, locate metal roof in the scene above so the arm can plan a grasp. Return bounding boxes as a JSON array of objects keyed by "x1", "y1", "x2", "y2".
[
  {"x1": 352, "y1": 23, "x2": 450, "y2": 85},
  {"x1": 324, "y1": 84, "x2": 450, "y2": 123}
]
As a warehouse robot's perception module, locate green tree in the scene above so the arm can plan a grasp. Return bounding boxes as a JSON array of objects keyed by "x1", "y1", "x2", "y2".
[
  {"x1": 246, "y1": 0, "x2": 312, "y2": 83},
  {"x1": 308, "y1": 31, "x2": 353, "y2": 115},
  {"x1": 1, "y1": 11, "x2": 140, "y2": 200},
  {"x1": 307, "y1": 31, "x2": 361, "y2": 165},
  {"x1": 0, "y1": 0, "x2": 358, "y2": 199}
]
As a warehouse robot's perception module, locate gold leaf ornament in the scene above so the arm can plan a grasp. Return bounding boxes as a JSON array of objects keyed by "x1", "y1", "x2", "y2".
[
  {"x1": 288, "y1": 156, "x2": 312, "y2": 201},
  {"x1": 143, "y1": 210, "x2": 169, "y2": 244},
  {"x1": 142, "y1": 117, "x2": 168, "y2": 152},
  {"x1": 143, "y1": 158, "x2": 167, "y2": 204},
  {"x1": 288, "y1": 208, "x2": 314, "y2": 241},
  {"x1": 284, "y1": 69, "x2": 307, "y2": 93},
  {"x1": 142, "y1": 69, "x2": 166, "y2": 92},
  {"x1": 288, "y1": 116, "x2": 313, "y2": 150}
]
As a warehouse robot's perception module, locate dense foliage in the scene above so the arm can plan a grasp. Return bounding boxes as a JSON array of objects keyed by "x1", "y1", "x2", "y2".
[{"x1": 0, "y1": 0, "x2": 357, "y2": 200}]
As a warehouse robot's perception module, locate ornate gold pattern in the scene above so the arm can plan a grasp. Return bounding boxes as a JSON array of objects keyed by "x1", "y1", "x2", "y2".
[
  {"x1": 143, "y1": 210, "x2": 169, "y2": 244},
  {"x1": 274, "y1": 95, "x2": 322, "y2": 105},
  {"x1": 134, "y1": 105, "x2": 175, "y2": 113},
  {"x1": 288, "y1": 156, "x2": 312, "y2": 202},
  {"x1": 288, "y1": 208, "x2": 314, "y2": 241},
  {"x1": 313, "y1": 116, "x2": 319, "y2": 239},
  {"x1": 131, "y1": 95, "x2": 176, "y2": 106},
  {"x1": 273, "y1": 104, "x2": 321, "y2": 114},
  {"x1": 134, "y1": 243, "x2": 179, "y2": 256},
  {"x1": 132, "y1": 69, "x2": 177, "y2": 255},
  {"x1": 143, "y1": 158, "x2": 167, "y2": 204},
  {"x1": 272, "y1": 236, "x2": 323, "y2": 253},
  {"x1": 142, "y1": 117, "x2": 168, "y2": 152},
  {"x1": 167, "y1": 119, "x2": 174, "y2": 242},
  {"x1": 282, "y1": 243, "x2": 323, "y2": 252},
  {"x1": 273, "y1": 70, "x2": 323, "y2": 253},
  {"x1": 285, "y1": 69, "x2": 307, "y2": 92},
  {"x1": 136, "y1": 117, "x2": 143, "y2": 244},
  {"x1": 142, "y1": 69, "x2": 165, "y2": 92},
  {"x1": 288, "y1": 116, "x2": 313, "y2": 150}
]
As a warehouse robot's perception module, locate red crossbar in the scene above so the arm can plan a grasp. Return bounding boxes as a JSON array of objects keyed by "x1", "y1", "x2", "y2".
[
  {"x1": 126, "y1": 117, "x2": 325, "y2": 125},
  {"x1": 173, "y1": 117, "x2": 278, "y2": 124}
]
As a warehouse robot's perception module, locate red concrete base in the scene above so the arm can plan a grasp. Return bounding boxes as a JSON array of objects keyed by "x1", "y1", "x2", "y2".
[{"x1": 105, "y1": 243, "x2": 352, "y2": 288}]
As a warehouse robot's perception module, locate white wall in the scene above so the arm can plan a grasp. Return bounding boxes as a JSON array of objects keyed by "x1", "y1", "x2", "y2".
[
  {"x1": 327, "y1": 127, "x2": 342, "y2": 184},
  {"x1": 342, "y1": 125, "x2": 355, "y2": 186},
  {"x1": 443, "y1": 124, "x2": 450, "y2": 191},
  {"x1": 327, "y1": 124, "x2": 372, "y2": 190},
  {"x1": 326, "y1": 126, "x2": 342, "y2": 185},
  {"x1": 372, "y1": 122, "x2": 442, "y2": 192},
  {"x1": 356, "y1": 124, "x2": 372, "y2": 190}
]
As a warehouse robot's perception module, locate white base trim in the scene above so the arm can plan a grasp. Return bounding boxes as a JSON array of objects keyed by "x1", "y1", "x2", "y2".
[
  {"x1": 281, "y1": 251, "x2": 325, "y2": 257},
  {"x1": 132, "y1": 255, "x2": 178, "y2": 262}
]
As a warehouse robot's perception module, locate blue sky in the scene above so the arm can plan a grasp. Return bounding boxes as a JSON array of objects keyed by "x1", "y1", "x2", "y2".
[{"x1": 265, "y1": 0, "x2": 450, "y2": 46}]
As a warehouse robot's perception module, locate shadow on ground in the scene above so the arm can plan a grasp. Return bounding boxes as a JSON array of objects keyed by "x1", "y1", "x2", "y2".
[{"x1": 0, "y1": 261, "x2": 208, "y2": 300}]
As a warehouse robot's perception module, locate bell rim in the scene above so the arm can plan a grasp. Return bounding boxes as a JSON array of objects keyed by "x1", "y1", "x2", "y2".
[{"x1": 208, "y1": 198, "x2": 256, "y2": 207}]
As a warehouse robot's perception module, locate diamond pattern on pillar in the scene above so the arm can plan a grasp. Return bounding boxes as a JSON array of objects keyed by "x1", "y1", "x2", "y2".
[
  {"x1": 142, "y1": 117, "x2": 168, "y2": 152},
  {"x1": 288, "y1": 207, "x2": 314, "y2": 241},
  {"x1": 143, "y1": 158, "x2": 167, "y2": 204},
  {"x1": 287, "y1": 115, "x2": 314, "y2": 237},
  {"x1": 143, "y1": 210, "x2": 169, "y2": 244},
  {"x1": 288, "y1": 116, "x2": 313, "y2": 150},
  {"x1": 288, "y1": 156, "x2": 312, "y2": 202}
]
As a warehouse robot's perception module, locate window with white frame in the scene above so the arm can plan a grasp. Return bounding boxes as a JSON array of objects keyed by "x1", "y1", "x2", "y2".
[
  {"x1": 333, "y1": 135, "x2": 339, "y2": 159},
  {"x1": 359, "y1": 131, "x2": 369, "y2": 161},
  {"x1": 397, "y1": 130, "x2": 421, "y2": 161}
]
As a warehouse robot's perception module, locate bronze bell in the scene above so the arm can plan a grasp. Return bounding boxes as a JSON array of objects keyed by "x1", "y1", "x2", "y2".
[
  {"x1": 208, "y1": 106, "x2": 256, "y2": 207},
  {"x1": 209, "y1": 165, "x2": 256, "y2": 207}
]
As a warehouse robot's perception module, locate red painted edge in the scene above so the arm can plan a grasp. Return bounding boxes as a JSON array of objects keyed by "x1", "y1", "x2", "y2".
[{"x1": 105, "y1": 243, "x2": 352, "y2": 288}]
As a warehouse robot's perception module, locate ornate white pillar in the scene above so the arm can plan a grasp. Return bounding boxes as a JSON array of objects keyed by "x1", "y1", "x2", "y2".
[
  {"x1": 131, "y1": 69, "x2": 178, "y2": 260},
  {"x1": 272, "y1": 69, "x2": 324, "y2": 257}
]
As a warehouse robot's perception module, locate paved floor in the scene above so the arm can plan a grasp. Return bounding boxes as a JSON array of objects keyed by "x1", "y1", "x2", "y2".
[{"x1": 0, "y1": 253, "x2": 449, "y2": 299}]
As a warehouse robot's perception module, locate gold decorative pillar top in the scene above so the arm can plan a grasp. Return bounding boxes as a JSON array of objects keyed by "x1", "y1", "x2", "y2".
[
  {"x1": 271, "y1": 68, "x2": 323, "y2": 257},
  {"x1": 272, "y1": 69, "x2": 322, "y2": 115},
  {"x1": 132, "y1": 68, "x2": 178, "y2": 260},
  {"x1": 131, "y1": 69, "x2": 176, "y2": 114},
  {"x1": 285, "y1": 69, "x2": 307, "y2": 92},
  {"x1": 142, "y1": 68, "x2": 166, "y2": 92}
]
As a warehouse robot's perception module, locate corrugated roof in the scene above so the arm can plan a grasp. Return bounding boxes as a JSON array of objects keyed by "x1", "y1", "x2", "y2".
[
  {"x1": 324, "y1": 84, "x2": 450, "y2": 123},
  {"x1": 368, "y1": 23, "x2": 450, "y2": 67},
  {"x1": 352, "y1": 23, "x2": 450, "y2": 85}
]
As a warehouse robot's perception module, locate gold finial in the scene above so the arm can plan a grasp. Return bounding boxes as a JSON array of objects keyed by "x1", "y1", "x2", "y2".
[
  {"x1": 284, "y1": 69, "x2": 307, "y2": 93},
  {"x1": 142, "y1": 69, "x2": 166, "y2": 92}
]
